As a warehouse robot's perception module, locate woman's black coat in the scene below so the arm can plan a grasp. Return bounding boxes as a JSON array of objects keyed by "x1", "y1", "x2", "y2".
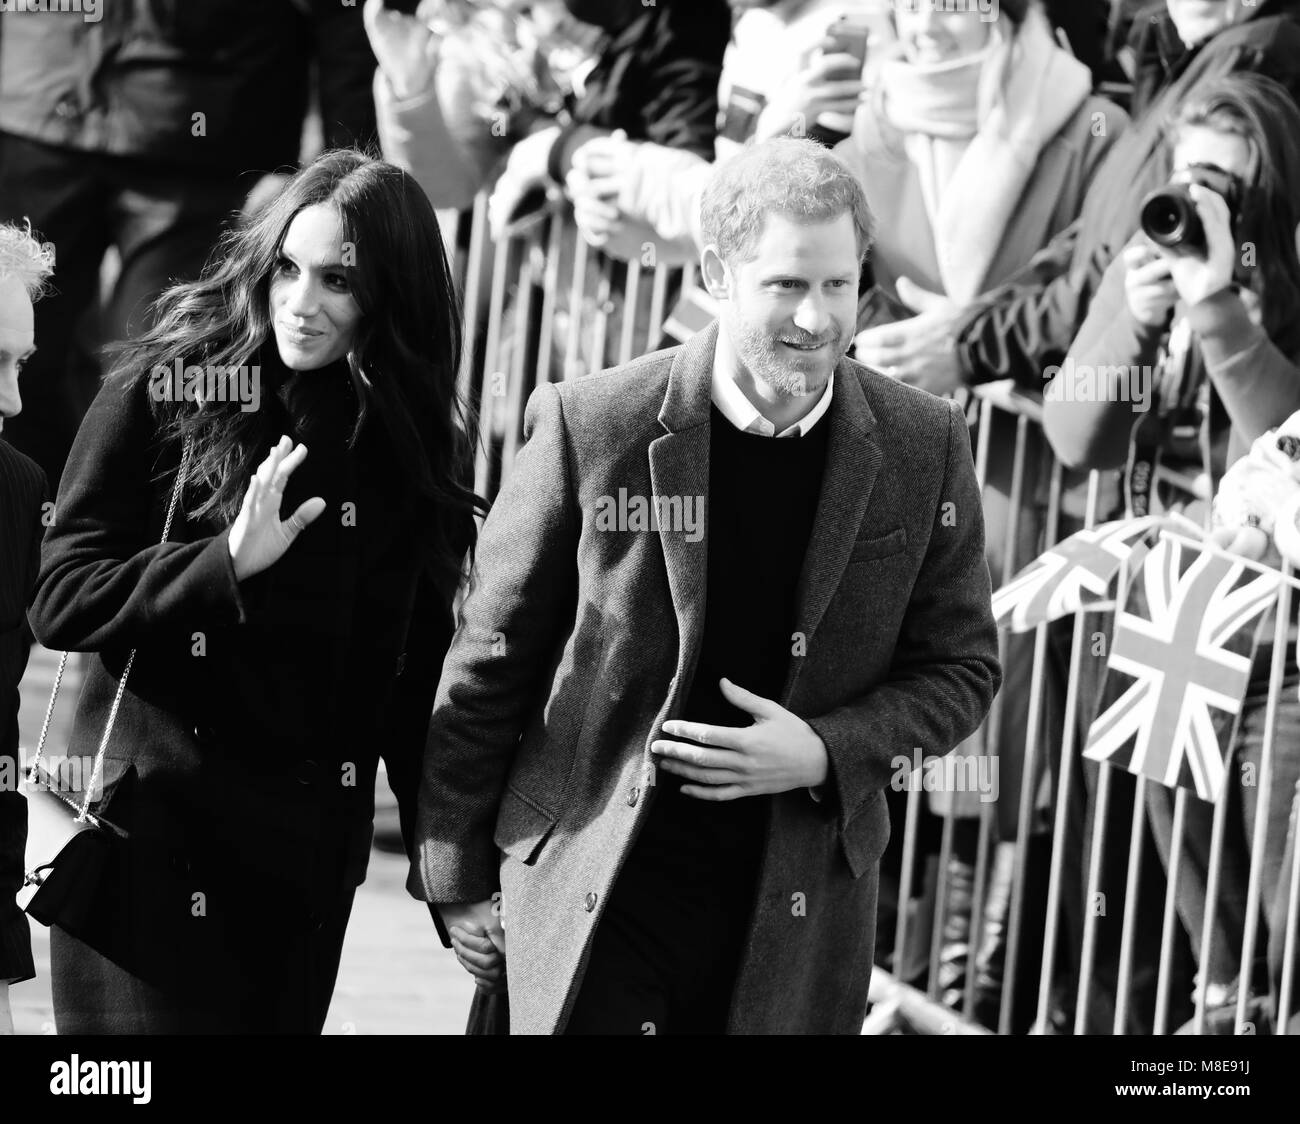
[{"x1": 27, "y1": 367, "x2": 456, "y2": 991}]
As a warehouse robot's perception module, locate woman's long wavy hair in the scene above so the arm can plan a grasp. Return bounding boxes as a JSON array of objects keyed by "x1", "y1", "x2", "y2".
[
  {"x1": 1171, "y1": 72, "x2": 1300, "y2": 357},
  {"x1": 110, "y1": 149, "x2": 485, "y2": 590}
]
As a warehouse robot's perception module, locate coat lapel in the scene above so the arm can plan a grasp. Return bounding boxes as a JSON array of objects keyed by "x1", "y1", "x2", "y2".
[
  {"x1": 782, "y1": 360, "x2": 881, "y2": 702},
  {"x1": 648, "y1": 324, "x2": 716, "y2": 703}
]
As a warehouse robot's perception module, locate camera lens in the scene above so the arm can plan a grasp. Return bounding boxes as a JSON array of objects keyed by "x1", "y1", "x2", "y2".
[{"x1": 1139, "y1": 185, "x2": 1205, "y2": 252}]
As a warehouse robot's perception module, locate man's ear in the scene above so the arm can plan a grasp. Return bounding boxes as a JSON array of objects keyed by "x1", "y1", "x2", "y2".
[{"x1": 700, "y1": 244, "x2": 731, "y2": 300}]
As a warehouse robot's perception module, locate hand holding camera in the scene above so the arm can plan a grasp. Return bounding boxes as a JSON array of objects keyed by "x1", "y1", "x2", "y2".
[{"x1": 1133, "y1": 171, "x2": 1240, "y2": 316}]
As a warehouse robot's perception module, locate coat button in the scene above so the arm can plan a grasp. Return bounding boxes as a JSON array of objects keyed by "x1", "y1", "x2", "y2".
[
  {"x1": 296, "y1": 759, "x2": 318, "y2": 785},
  {"x1": 627, "y1": 787, "x2": 639, "y2": 807},
  {"x1": 584, "y1": 892, "x2": 598, "y2": 912}
]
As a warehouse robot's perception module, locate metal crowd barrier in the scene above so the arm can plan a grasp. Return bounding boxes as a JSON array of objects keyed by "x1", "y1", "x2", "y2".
[{"x1": 438, "y1": 192, "x2": 1300, "y2": 1036}]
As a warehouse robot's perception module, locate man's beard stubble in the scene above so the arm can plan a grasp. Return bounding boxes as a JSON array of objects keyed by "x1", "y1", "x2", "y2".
[{"x1": 733, "y1": 319, "x2": 847, "y2": 398}]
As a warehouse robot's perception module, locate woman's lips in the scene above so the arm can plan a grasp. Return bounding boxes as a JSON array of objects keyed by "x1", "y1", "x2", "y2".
[{"x1": 280, "y1": 323, "x2": 323, "y2": 343}]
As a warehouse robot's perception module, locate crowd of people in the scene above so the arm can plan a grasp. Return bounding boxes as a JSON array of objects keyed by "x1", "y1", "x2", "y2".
[{"x1": 2, "y1": 0, "x2": 1299, "y2": 1036}]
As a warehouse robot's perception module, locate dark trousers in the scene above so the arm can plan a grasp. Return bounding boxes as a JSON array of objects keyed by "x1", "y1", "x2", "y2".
[
  {"x1": 51, "y1": 885, "x2": 356, "y2": 1034},
  {"x1": 564, "y1": 791, "x2": 761, "y2": 1035},
  {"x1": 0, "y1": 133, "x2": 249, "y2": 485}
]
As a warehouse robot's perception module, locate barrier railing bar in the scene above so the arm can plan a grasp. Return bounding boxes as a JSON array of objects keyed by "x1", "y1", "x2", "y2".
[
  {"x1": 1113, "y1": 773, "x2": 1148, "y2": 1034},
  {"x1": 1233, "y1": 567, "x2": 1293, "y2": 1033},
  {"x1": 997, "y1": 412, "x2": 1037, "y2": 1035},
  {"x1": 618, "y1": 261, "x2": 642, "y2": 368},
  {"x1": 961, "y1": 395, "x2": 1000, "y2": 1019},
  {"x1": 1154, "y1": 788, "x2": 1188, "y2": 1035},
  {"x1": 892, "y1": 764, "x2": 924, "y2": 991},
  {"x1": 534, "y1": 211, "x2": 566, "y2": 390},
  {"x1": 1034, "y1": 467, "x2": 1099, "y2": 1033},
  {"x1": 563, "y1": 234, "x2": 592, "y2": 381},
  {"x1": 1278, "y1": 780, "x2": 1300, "y2": 1034}
]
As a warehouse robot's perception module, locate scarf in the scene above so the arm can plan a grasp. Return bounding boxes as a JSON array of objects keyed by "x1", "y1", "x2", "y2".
[{"x1": 873, "y1": 8, "x2": 1094, "y2": 303}]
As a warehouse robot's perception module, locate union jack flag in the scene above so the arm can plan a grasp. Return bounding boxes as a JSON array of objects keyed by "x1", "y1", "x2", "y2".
[
  {"x1": 991, "y1": 517, "x2": 1157, "y2": 633},
  {"x1": 1083, "y1": 534, "x2": 1281, "y2": 803}
]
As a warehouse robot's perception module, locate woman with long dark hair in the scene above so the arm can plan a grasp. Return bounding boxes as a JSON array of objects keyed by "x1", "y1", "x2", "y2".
[
  {"x1": 1045, "y1": 71, "x2": 1300, "y2": 1033},
  {"x1": 29, "y1": 149, "x2": 483, "y2": 1033}
]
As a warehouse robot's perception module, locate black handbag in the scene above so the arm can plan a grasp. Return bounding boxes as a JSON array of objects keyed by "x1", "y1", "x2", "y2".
[{"x1": 18, "y1": 441, "x2": 191, "y2": 929}]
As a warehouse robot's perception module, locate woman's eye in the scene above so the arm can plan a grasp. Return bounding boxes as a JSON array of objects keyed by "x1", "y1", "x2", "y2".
[
  {"x1": 275, "y1": 256, "x2": 298, "y2": 276},
  {"x1": 325, "y1": 272, "x2": 350, "y2": 292}
]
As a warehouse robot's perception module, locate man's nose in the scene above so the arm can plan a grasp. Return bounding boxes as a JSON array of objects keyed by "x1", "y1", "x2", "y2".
[
  {"x1": 793, "y1": 292, "x2": 830, "y2": 336},
  {"x1": 0, "y1": 369, "x2": 21, "y2": 420}
]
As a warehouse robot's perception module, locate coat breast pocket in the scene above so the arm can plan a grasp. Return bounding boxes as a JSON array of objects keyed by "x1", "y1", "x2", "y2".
[
  {"x1": 493, "y1": 785, "x2": 558, "y2": 866},
  {"x1": 848, "y1": 526, "x2": 907, "y2": 564}
]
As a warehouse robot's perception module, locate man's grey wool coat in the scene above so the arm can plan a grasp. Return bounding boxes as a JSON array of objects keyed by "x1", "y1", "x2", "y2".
[{"x1": 409, "y1": 321, "x2": 1001, "y2": 1034}]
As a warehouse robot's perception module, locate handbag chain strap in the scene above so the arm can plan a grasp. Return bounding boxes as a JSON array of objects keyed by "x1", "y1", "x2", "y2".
[{"x1": 30, "y1": 439, "x2": 194, "y2": 822}]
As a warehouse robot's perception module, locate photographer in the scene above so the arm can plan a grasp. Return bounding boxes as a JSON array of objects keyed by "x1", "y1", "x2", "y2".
[
  {"x1": 1044, "y1": 72, "x2": 1300, "y2": 1034},
  {"x1": 832, "y1": 0, "x2": 1124, "y2": 1029}
]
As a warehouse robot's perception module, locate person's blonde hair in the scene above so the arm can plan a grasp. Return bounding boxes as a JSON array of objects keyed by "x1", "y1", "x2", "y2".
[
  {"x1": 0, "y1": 220, "x2": 55, "y2": 300},
  {"x1": 699, "y1": 137, "x2": 876, "y2": 267}
]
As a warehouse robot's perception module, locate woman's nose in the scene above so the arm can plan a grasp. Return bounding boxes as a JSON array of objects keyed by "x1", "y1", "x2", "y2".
[{"x1": 283, "y1": 277, "x2": 321, "y2": 319}]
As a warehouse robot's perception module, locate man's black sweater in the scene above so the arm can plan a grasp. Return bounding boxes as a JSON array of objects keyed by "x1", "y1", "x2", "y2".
[{"x1": 628, "y1": 403, "x2": 831, "y2": 881}]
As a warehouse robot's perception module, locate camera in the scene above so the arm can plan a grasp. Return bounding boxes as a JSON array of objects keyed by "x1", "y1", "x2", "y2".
[{"x1": 1139, "y1": 164, "x2": 1243, "y2": 255}]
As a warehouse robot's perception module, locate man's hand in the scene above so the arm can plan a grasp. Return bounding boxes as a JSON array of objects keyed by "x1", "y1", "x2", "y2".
[
  {"x1": 363, "y1": 0, "x2": 441, "y2": 101},
  {"x1": 651, "y1": 678, "x2": 829, "y2": 801},
  {"x1": 853, "y1": 278, "x2": 964, "y2": 396},
  {"x1": 438, "y1": 899, "x2": 506, "y2": 994}
]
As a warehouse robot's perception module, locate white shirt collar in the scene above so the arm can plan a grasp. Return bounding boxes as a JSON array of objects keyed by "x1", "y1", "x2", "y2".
[{"x1": 711, "y1": 365, "x2": 835, "y2": 438}]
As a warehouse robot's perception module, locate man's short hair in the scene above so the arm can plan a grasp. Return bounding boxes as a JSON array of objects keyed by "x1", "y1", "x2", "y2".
[
  {"x1": 0, "y1": 220, "x2": 55, "y2": 300},
  {"x1": 699, "y1": 137, "x2": 876, "y2": 267}
]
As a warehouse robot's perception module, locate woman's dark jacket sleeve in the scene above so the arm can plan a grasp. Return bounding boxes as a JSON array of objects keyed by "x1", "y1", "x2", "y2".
[{"x1": 29, "y1": 376, "x2": 248, "y2": 654}]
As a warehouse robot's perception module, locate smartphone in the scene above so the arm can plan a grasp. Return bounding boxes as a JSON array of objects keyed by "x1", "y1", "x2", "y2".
[
  {"x1": 824, "y1": 16, "x2": 871, "y2": 71},
  {"x1": 383, "y1": 0, "x2": 422, "y2": 14},
  {"x1": 856, "y1": 285, "x2": 915, "y2": 332}
]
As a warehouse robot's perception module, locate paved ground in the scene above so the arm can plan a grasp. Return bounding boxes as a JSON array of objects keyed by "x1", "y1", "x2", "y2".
[{"x1": 11, "y1": 646, "x2": 476, "y2": 1035}]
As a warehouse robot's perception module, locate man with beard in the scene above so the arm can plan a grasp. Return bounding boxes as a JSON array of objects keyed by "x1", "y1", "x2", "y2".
[{"x1": 410, "y1": 138, "x2": 1000, "y2": 1034}]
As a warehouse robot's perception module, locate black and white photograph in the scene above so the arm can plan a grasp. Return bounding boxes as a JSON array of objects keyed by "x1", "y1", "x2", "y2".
[{"x1": 1, "y1": 0, "x2": 1297, "y2": 1103}]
